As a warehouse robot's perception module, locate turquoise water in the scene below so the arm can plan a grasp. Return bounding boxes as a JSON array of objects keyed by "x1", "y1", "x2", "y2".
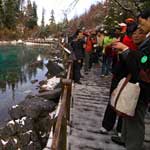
[{"x1": 0, "y1": 45, "x2": 50, "y2": 124}]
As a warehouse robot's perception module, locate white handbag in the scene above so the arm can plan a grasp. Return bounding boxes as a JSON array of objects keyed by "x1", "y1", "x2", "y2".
[{"x1": 110, "y1": 74, "x2": 140, "y2": 117}]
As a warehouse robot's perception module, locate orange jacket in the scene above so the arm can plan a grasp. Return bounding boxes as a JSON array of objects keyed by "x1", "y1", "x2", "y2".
[{"x1": 85, "y1": 37, "x2": 93, "y2": 52}]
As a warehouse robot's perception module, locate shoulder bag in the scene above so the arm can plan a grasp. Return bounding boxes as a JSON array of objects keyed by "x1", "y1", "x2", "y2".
[{"x1": 110, "y1": 74, "x2": 140, "y2": 117}]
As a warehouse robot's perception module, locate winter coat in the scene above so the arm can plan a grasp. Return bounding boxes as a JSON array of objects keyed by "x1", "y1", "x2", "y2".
[{"x1": 121, "y1": 36, "x2": 150, "y2": 103}]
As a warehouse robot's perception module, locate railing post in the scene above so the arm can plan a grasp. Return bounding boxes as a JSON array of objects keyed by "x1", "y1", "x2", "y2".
[
  {"x1": 67, "y1": 82, "x2": 72, "y2": 122},
  {"x1": 58, "y1": 115, "x2": 67, "y2": 150},
  {"x1": 49, "y1": 60, "x2": 72, "y2": 150},
  {"x1": 62, "y1": 79, "x2": 72, "y2": 122},
  {"x1": 67, "y1": 60, "x2": 73, "y2": 79}
]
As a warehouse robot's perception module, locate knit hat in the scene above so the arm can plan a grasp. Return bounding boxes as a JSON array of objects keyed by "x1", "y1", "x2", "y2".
[{"x1": 125, "y1": 18, "x2": 135, "y2": 23}]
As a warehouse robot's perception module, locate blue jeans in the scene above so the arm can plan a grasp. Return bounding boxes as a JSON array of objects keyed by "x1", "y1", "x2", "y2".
[{"x1": 101, "y1": 55, "x2": 112, "y2": 75}]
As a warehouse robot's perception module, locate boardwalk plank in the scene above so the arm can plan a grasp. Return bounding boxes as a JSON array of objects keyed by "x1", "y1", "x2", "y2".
[{"x1": 68, "y1": 67, "x2": 150, "y2": 150}]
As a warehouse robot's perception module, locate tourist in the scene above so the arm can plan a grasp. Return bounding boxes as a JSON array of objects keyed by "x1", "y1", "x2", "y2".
[
  {"x1": 84, "y1": 32, "x2": 93, "y2": 74},
  {"x1": 111, "y1": 8, "x2": 150, "y2": 150},
  {"x1": 100, "y1": 21, "x2": 139, "y2": 136},
  {"x1": 71, "y1": 30, "x2": 86, "y2": 84}
]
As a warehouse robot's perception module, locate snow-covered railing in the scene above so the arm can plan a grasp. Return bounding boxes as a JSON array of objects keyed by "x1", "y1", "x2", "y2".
[{"x1": 43, "y1": 60, "x2": 73, "y2": 150}]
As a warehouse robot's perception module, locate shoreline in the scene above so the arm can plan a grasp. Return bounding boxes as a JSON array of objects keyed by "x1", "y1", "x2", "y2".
[{"x1": 0, "y1": 39, "x2": 58, "y2": 46}]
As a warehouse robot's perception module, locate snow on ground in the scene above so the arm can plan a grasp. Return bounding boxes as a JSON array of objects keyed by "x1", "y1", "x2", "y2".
[{"x1": 41, "y1": 76, "x2": 60, "y2": 90}]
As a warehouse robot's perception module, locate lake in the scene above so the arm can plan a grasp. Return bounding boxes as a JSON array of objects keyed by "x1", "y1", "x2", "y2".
[{"x1": 0, "y1": 45, "x2": 52, "y2": 124}]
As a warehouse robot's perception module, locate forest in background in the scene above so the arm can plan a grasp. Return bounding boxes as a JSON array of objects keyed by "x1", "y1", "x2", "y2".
[
  {"x1": 67, "y1": 0, "x2": 150, "y2": 33},
  {"x1": 0, "y1": 0, "x2": 149, "y2": 40}
]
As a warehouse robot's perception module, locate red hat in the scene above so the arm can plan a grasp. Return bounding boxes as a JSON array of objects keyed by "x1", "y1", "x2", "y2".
[{"x1": 125, "y1": 18, "x2": 135, "y2": 23}]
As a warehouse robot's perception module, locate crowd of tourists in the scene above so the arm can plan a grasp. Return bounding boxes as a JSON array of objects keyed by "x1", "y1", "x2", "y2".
[{"x1": 62, "y1": 7, "x2": 150, "y2": 150}]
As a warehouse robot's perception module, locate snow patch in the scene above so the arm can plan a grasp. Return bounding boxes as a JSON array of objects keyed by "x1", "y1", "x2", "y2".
[
  {"x1": 1, "y1": 139, "x2": 8, "y2": 145},
  {"x1": 41, "y1": 76, "x2": 60, "y2": 90},
  {"x1": 14, "y1": 138, "x2": 18, "y2": 144},
  {"x1": 24, "y1": 90, "x2": 32, "y2": 94},
  {"x1": 12, "y1": 105, "x2": 19, "y2": 109},
  {"x1": 28, "y1": 141, "x2": 33, "y2": 145},
  {"x1": 41, "y1": 133, "x2": 46, "y2": 138},
  {"x1": 26, "y1": 130, "x2": 32, "y2": 134},
  {"x1": 7, "y1": 120, "x2": 15, "y2": 125},
  {"x1": 57, "y1": 63, "x2": 64, "y2": 69},
  {"x1": 15, "y1": 117, "x2": 27, "y2": 126}
]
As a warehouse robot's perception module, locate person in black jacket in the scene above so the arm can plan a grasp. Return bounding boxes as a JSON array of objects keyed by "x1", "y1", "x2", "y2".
[
  {"x1": 100, "y1": 23, "x2": 138, "y2": 136},
  {"x1": 71, "y1": 30, "x2": 85, "y2": 84},
  {"x1": 112, "y1": 8, "x2": 150, "y2": 150}
]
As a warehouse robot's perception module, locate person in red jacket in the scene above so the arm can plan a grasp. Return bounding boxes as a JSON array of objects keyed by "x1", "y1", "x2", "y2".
[
  {"x1": 84, "y1": 33, "x2": 93, "y2": 74},
  {"x1": 122, "y1": 19, "x2": 138, "y2": 51}
]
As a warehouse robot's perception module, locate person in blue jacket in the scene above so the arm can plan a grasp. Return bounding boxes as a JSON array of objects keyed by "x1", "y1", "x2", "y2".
[{"x1": 112, "y1": 8, "x2": 150, "y2": 150}]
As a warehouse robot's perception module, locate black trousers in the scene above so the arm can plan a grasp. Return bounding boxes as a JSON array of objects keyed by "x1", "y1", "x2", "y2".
[
  {"x1": 102, "y1": 104, "x2": 122, "y2": 132},
  {"x1": 102, "y1": 74, "x2": 123, "y2": 132},
  {"x1": 73, "y1": 60, "x2": 82, "y2": 82},
  {"x1": 89, "y1": 51, "x2": 99, "y2": 68}
]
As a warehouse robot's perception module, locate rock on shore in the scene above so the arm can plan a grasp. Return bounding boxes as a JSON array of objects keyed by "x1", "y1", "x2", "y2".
[{"x1": 0, "y1": 96, "x2": 57, "y2": 150}]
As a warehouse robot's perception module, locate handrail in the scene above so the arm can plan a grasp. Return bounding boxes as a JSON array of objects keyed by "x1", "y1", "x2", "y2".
[{"x1": 44, "y1": 60, "x2": 73, "y2": 150}]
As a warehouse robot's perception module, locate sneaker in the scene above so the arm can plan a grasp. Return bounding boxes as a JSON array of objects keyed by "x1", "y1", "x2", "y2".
[
  {"x1": 111, "y1": 135, "x2": 125, "y2": 147},
  {"x1": 100, "y1": 74, "x2": 105, "y2": 77},
  {"x1": 80, "y1": 75, "x2": 84, "y2": 78},
  {"x1": 117, "y1": 132, "x2": 122, "y2": 137},
  {"x1": 100, "y1": 127, "x2": 108, "y2": 134},
  {"x1": 75, "y1": 81, "x2": 82, "y2": 84}
]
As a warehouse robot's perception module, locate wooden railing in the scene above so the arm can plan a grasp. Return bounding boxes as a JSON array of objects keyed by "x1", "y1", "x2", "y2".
[
  {"x1": 44, "y1": 60, "x2": 73, "y2": 150},
  {"x1": 26, "y1": 38, "x2": 59, "y2": 44}
]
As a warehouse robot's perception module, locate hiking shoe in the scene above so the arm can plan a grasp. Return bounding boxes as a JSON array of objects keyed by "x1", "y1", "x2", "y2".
[
  {"x1": 80, "y1": 75, "x2": 84, "y2": 78},
  {"x1": 111, "y1": 135, "x2": 125, "y2": 147},
  {"x1": 100, "y1": 127, "x2": 108, "y2": 134},
  {"x1": 75, "y1": 81, "x2": 82, "y2": 85},
  {"x1": 100, "y1": 74, "x2": 105, "y2": 77},
  {"x1": 117, "y1": 132, "x2": 122, "y2": 137}
]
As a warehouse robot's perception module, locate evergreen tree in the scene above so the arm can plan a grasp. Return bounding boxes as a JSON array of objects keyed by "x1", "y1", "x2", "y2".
[
  {"x1": 32, "y1": 1, "x2": 38, "y2": 26},
  {"x1": 25, "y1": 0, "x2": 38, "y2": 29},
  {"x1": 4, "y1": 0, "x2": 17, "y2": 29},
  {"x1": 140, "y1": 0, "x2": 150, "y2": 9},
  {"x1": 103, "y1": 0, "x2": 150, "y2": 31},
  {"x1": 49, "y1": 9, "x2": 55, "y2": 24},
  {"x1": 25, "y1": 0, "x2": 32, "y2": 28},
  {"x1": 41, "y1": 8, "x2": 45, "y2": 27},
  {"x1": 14, "y1": 0, "x2": 25, "y2": 23},
  {"x1": 0, "y1": 0, "x2": 4, "y2": 28},
  {"x1": 18, "y1": 0, "x2": 25, "y2": 11}
]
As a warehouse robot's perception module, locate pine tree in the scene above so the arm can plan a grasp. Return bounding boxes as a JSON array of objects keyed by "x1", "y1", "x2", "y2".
[
  {"x1": 49, "y1": 9, "x2": 55, "y2": 24},
  {"x1": 25, "y1": 0, "x2": 32, "y2": 28},
  {"x1": 25, "y1": 0, "x2": 38, "y2": 29},
  {"x1": 41, "y1": 8, "x2": 45, "y2": 27},
  {"x1": 32, "y1": 1, "x2": 38, "y2": 26},
  {"x1": 18, "y1": 0, "x2": 25, "y2": 11},
  {"x1": 140, "y1": 0, "x2": 150, "y2": 9},
  {"x1": 4, "y1": 0, "x2": 17, "y2": 29},
  {"x1": 0, "y1": 0, "x2": 4, "y2": 28}
]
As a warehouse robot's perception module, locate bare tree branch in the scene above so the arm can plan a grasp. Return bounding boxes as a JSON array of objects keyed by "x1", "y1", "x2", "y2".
[
  {"x1": 133, "y1": 0, "x2": 142, "y2": 13},
  {"x1": 113, "y1": 0, "x2": 135, "y2": 16}
]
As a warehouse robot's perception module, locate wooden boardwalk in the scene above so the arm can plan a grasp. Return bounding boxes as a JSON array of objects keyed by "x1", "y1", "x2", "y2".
[{"x1": 67, "y1": 66, "x2": 150, "y2": 150}]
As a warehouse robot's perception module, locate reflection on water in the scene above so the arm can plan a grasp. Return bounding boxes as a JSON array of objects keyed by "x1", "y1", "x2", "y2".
[{"x1": 0, "y1": 45, "x2": 50, "y2": 124}]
